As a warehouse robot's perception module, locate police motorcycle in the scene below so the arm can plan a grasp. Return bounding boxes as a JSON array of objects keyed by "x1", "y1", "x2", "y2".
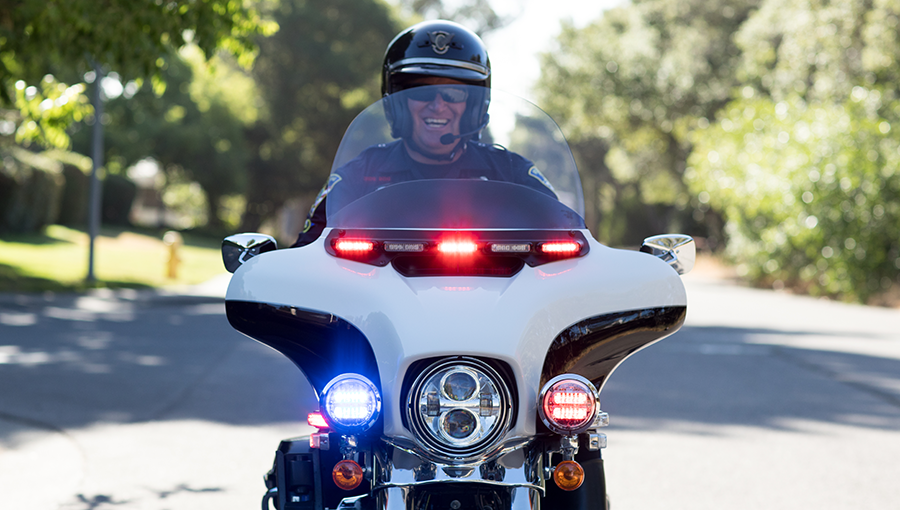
[{"x1": 221, "y1": 82, "x2": 694, "y2": 510}]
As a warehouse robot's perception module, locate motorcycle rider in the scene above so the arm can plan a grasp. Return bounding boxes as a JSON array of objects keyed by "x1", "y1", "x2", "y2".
[{"x1": 292, "y1": 20, "x2": 557, "y2": 247}]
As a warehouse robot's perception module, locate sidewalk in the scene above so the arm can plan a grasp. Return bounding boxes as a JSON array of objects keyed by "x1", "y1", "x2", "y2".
[
  {"x1": 0, "y1": 273, "x2": 241, "y2": 510},
  {"x1": 682, "y1": 255, "x2": 900, "y2": 343},
  {"x1": 0, "y1": 273, "x2": 231, "y2": 311}
]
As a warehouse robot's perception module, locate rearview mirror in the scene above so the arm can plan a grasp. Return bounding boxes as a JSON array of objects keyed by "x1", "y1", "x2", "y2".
[
  {"x1": 222, "y1": 233, "x2": 277, "y2": 273},
  {"x1": 640, "y1": 234, "x2": 695, "y2": 275}
]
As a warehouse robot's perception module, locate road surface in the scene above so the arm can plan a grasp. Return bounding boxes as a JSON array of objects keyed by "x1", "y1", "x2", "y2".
[{"x1": 1, "y1": 267, "x2": 898, "y2": 509}]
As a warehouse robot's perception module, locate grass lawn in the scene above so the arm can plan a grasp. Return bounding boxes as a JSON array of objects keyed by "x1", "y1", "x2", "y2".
[{"x1": 0, "y1": 225, "x2": 228, "y2": 293}]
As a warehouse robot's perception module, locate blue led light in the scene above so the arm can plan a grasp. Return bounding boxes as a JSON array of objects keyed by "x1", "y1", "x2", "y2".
[{"x1": 321, "y1": 374, "x2": 382, "y2": 432}]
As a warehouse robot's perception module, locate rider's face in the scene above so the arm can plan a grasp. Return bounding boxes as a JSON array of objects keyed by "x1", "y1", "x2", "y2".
[{"x1": 406, "y1": 77, "x2": 467, "y2": 156}]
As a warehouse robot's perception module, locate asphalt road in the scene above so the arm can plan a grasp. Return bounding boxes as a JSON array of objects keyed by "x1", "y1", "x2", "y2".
[
  {"x1": 601, "y1": 271, "x2": 900, "y2": 509},
  {"x1": 1, "y1": 269, "x2": 898, "y2": 510}
]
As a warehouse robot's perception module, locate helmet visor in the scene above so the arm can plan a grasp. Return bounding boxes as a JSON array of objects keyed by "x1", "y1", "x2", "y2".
[{"x1": 391, "y1": 61, "x2": 490, "y2": 85}]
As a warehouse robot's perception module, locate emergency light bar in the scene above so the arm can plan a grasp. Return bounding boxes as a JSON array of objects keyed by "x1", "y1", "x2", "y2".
[{"x1": 324, "y1": 229, "x2": 589, "y2": 276}]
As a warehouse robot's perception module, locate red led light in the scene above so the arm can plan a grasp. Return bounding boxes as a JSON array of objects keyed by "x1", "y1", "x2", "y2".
[
  {"x1": 541, "y1": 379, "x2": 596, "y2": 432},
  {"x1": 437, "y1": 240, "x2": 478, "y2": 254},
  {"x1": 540, "y1": 241, "x2": 581, "y2": 254},
  {"x1": 335, "y1": 240, "x2": 375, "y2": 253},
  {"x1": 553, "y1": 392, "x2": 589, "y2": 405},
  {"x1": 551, "y1": 406, "x2": 590, "y2": 420},
  {"x1": 307, "y1": 412, "x2": 329, "y2": 429}
]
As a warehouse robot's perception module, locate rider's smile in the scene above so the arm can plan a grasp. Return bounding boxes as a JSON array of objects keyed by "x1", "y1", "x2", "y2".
[{"x1": 406, "y1": 78, "x2": 467, "y2": 157}]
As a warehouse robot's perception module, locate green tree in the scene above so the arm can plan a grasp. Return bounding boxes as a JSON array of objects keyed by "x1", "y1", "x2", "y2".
[
  {"x1": 686, "y1": 0, "x2": 900, "y2": 302},
  {"x1": 735, "y1": 0, "x2": 899, "y2": 104},
  {"x1": 71, "y1": 48, "x2": 257, "y2": 230},
  {"x1": 0, "y1": 0, "x2": 274, "y2": 148},
  {"x1": 396, "y1": 0, "x2": 505, "y2": 35},
  {"x1": 536, "y1": 0, "x2": 759, "y2": 245},
  {"x1": 239, "y1": 0, "x2": 399, "y2": 232},
  {"x1": 688, "y1": 94, "x2": 899, "y2": 302}
]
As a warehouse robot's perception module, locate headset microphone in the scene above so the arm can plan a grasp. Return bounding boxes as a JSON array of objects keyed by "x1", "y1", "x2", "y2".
[{"x1": 440, "y1": 115, "x2": 490, "y2": 145}]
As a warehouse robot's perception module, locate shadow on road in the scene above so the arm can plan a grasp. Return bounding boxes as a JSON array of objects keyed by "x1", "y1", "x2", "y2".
[
  {"x1": 0, "y1": 296, "x2": 313, "y2": 443},
  {"x1": 2, "y1": 298, "x2": 899, "y2": 444},
  {"x1": 602, "y1": 325, "x2": 900, "y2": 433}
]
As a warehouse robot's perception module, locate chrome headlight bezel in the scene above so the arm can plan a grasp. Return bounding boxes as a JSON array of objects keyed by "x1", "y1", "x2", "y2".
[{"x1": 407, "y1": 357, "x2": 513, "y2": 460}]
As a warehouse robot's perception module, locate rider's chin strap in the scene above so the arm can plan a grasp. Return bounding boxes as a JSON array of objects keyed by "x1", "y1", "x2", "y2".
[{"x1": 406, "y1": 138, "x2": 466, "y2": 163}]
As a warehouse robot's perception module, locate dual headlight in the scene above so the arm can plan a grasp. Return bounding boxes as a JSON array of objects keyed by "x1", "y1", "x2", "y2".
[
  {"x1": 407, "y1": 358, "x2": 512, "y2": 459},
  {"x1": 324, "y1": 366, "x2": 597, "y2": 453},
  {"x1": 320, "y1": 374, "x2": 382, "y2": 433}
]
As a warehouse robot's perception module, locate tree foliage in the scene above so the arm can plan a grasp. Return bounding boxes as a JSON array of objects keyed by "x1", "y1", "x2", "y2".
[
  {"x1": 239, "y1": 0, "x2": 400, "y2": 231},
  {"x1": 686, "y1": 0, "x2": 900, "y2": 302},
  {"x1": 234, "y1": 0, "x2": 501, "y2": 232},
  {"x1": 537, "y1": 0, "x2": 759, "y2": 246},
  {"x1": 396, "y1": 0, "x2": 506, "y2": 35},
  {"x1": 689, "y1": 94, "x2": 899, "y2": 301},
  {"x1": 0, "y1": 0, "x2": 274, "y2": 148},
  {"x1": 539, "y1": 0, "x2": 900, "y2": 302},
  {"x1": 71, "y1": 48, "x2": 258, "y2": 230},
  {"x1": 6, "y1": 76, "x2": 91, "y2": 148}
]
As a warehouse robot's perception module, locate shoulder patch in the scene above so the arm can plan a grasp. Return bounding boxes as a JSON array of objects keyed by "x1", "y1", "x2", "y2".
[
  {"x1": 528, "y1": 166, "x2": 555, "y2": 192},
  {"x1": 308, "y1": 173, "x2": 342, "y2": 216}
]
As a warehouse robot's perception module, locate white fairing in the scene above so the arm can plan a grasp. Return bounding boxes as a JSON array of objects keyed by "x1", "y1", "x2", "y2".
[{"x1": 226, "y1": 231, "x2": 685, "y2": 440}]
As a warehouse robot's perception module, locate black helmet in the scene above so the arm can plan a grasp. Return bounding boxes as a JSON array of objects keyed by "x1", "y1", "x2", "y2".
[{"x1": 382, "y1": 20, "x2": 491, "y2": 139}]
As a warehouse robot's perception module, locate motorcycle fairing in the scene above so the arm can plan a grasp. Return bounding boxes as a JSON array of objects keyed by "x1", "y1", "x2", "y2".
[
  {"x1": 226, "y1": 300, "x2": 380, "y2": 399},
  {"x1": 542, "y1": 306, "x2": 687, "y2": 392},
  {"x1": 224, "y1": 229, "x2": 686, "y2": 440}
]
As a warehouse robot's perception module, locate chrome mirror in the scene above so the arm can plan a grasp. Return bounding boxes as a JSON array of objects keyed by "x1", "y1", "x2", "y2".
[
  {"x1": 640, "y1": 234, "x2": 695, "y2": 275},
  {"x1": 222, "y1": 233, "x2": 277, "y2": 273}
]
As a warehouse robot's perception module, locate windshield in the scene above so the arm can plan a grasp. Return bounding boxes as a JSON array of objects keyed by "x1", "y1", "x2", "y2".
[{"x1": 325, "y1": 86, "x2": 585, "y2": 230}]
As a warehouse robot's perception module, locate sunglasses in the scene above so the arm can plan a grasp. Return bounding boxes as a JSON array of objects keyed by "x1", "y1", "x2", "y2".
[{"x1": 403, "y1": 86, "x2": 469, "y2": 103}]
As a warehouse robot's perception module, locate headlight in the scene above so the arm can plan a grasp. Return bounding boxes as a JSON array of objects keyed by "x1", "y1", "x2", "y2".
[
  {"x1": 320, "y1": 373, "x2": 381, "y2": 433},
  {"x1": 407, "y1": 358, "x2": 512, "y2": 460},
  {"x1": 538, "y1": 374, "x2": 598, "y2": 435}
]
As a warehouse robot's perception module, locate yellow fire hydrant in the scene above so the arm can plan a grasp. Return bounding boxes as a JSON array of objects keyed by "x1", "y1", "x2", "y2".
[{"x1": 163, "y1": 230, "x2": 183, "y2": 280}]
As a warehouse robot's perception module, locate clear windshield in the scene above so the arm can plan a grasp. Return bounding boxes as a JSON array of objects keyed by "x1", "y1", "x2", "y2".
[{"x1": 325, "y1": 86, "x2": 585, "y2": 230}]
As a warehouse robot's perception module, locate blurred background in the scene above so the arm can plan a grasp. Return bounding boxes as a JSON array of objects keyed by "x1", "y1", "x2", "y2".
[
  {"x1": 2, "y1": 3, "x2": 900, "y2": 510},
  {"x1": 1, "y1": 0, "x2": 899, "y2": 303}
]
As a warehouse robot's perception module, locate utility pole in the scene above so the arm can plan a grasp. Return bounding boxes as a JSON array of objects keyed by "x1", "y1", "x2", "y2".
[{"x1": 87, "y1": 62, "x2": 104, "y2": 283}]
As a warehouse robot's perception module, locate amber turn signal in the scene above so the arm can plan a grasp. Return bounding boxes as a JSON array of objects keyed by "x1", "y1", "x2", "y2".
[
  {"x1": 553, "y1": 460, "x2": 585, "y2": 491},
  {"x1": 332, "y1": 459, "x2": 364, "y2": 491}
]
